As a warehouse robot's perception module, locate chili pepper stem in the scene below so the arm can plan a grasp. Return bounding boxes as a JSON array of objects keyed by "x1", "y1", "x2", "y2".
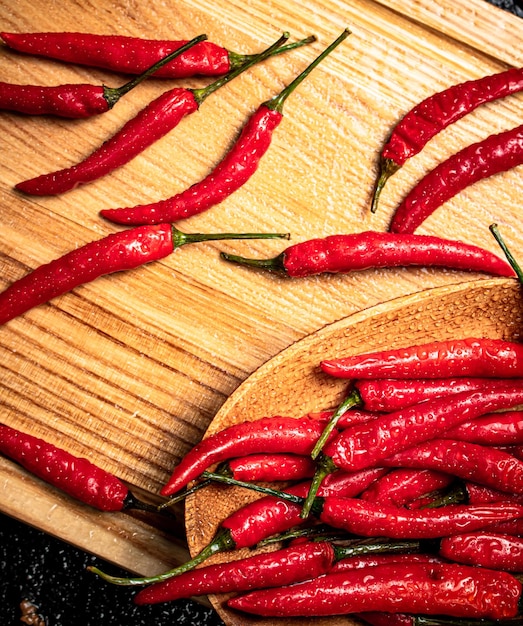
[
  {"x1": 228, "y1": 35, "x2": 316, "y2": 70},
  {"x1": 103, "y1": 34, "x2": 208, "y2": 107},
  {"x1": 264, "y1": 28, "x2": 351, "y2": 113},
  {"x1": 87, "y1": 527, "x2": 235, "y2": 586},
  {"x1": 310, "y1": 390, "x2": 361, "y2": 459},
  {"x1": 220, "y1": 250, "x2": 286, "y2": 271},
  {"x1": 300, "y1": 453, "x2": 337, "y2": 519},
  {"x1": 171, "y1": 226, "x2": 290, "y2": 247},
  {"x1": 490, "y1": 223, "x2": 523, "y2": 284},
  {"x1": 370, "y1": 157, "x2": 400, "y2": 214},
  {"x1": 191, "y1": 32, "x2": 290, "y2": 105}
]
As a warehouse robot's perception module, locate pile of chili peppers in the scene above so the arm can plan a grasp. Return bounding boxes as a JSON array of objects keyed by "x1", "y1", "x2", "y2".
[{"x1": 2, "y1": 17, "x2": 523, "y2": 626}]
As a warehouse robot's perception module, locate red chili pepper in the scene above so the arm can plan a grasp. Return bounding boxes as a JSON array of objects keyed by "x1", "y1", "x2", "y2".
[
  {"x1": 161, "y1": 414, "x2": 340, "y2": 497},
  {"x1": 133, "y1": 540, "x2": 336, "y2": 605},
  {"x1": 99, "y1": 29, "x2": 350, "y2": 225},
  {"x1": 302, "y1": 382, "x2": 523, "y2": 517},
  {"x1": 332, "y1": 552, "x2": 444, "y2": 572},
  {"x1": 360, "y1": 468, "x2": 453, "y2": 508},
  {"x1": 89, "y1": 467, "x2": 384, "y2": 586},
  {"x1": 227, "y1": 561, "x2": 522, "y2": 619},
  {"x1": 355, "y1": 377, "x2": 503, "y2": 412},
  {"x1": 389, "y1": 124, "x2": 523, "y2": 233},
  {"x1": 464, "y1": 481, "x2": 523, "y2": 506},
  {"x1": 14, "y1": 33, "x2": 292, "y2": 196},
  {"x1": 440, "y1": 531, "x2": 523, "y2": 572},
  {"x1": 320, "y1": 337, "x2": 523, "y2": 379},
  {"x1": 445, "y1": 411, "x2": 523, "y2": 445},
  {"x1": 370, "y1": 67, "x2": 523, "y2": 214},
  {"x1": 0, "y1": 31, "x2": 314, "y2": 78},
  {"x1": 0, "y1": 224, "x2": 287, "y2": 325},
  {"x1": 383, "y1": 438, "x2": 523, "y2": 495},
  {"x1": 220, "y1": 231, "x2": 515, "y2": 278},
  {"x1": 0, "y1": 35, "x2": 206, "y2": 118},
  {"x1": 359, "y1": 613, "x2": 523, "y2": 626},
  {"x1": 226, "y1": 453, "x2": 316, "y2": 482},
  {"x1": 0, "y1": 422, "x2": 154, "y2": 512}
]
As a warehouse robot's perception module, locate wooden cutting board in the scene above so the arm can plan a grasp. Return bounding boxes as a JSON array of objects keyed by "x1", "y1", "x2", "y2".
[{"x1": 0, "y1": 0, "x2": 522, "y2": 590}]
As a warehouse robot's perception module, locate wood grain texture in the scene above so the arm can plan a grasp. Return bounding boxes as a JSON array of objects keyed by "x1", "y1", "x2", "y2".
[{"x1": 0, "y1": 0, "x2": 522, "y2": 603}]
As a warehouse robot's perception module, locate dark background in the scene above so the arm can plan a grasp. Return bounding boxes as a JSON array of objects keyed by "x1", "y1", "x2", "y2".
[{"x1": 1, "y1": 1, "x2": 521, "y2": 625}]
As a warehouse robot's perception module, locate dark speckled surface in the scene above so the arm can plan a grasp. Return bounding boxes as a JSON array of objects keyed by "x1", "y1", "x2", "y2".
[{"x1": 1, "y1": 2, "x2": 521, "y2": 625}]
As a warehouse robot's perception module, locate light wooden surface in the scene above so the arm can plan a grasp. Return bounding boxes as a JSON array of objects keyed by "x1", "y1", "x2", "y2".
[{"x1": 0, "y1": 0, "x2": 522, "y2": 604}]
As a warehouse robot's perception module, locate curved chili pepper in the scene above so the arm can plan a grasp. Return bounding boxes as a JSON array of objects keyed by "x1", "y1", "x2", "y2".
[
  {"x1": 100, "y1": 29, "x2": 350, "y2": 225},
  {"x1": 440, "y1": 531, "x2": 523, "y2": 572},
  {"x1": 227, "y1": 561, "x2": 522, "y2": 619},
  {"x1": 0, "y1": 423, "x2": 154, "y2": 512},
  {"x1": 370, "y1": 67, "x2": 523, "y2": 214},
  {"x1": 160, "y1": 414, "x2": 340, "y2": 497},
  {"x1": 89, "y1": 467, "x2": 385, "y2": 586},
  {"x1": 320, "y1": 337, "x2": 523, "y2": 379},
  {"x1": 0, "y1": 224, "x2": 287, "y2": 325},
  {"x1": 0, "y1": 31, "x2": 314, "y2": 78},
  {"x1": 14, "y1": 33, "x2": 292, "y2": 196},
  {"x1": 360, "y1": 468, "x2": 453, "y2": 508},
  {"x1": 383, "y1": 438, "x2": 523, "y2": 496},
  {"x1": 0, "y1": 35, "x2": 207, "y2": 118},
  {"x1": 220, "y1": 231, "x2": 515, "y2": 277},
  {"x1": 302, "y1": 382, "x2": 523, "y2": 517},
  {"x1": 389, "y1": 124, "x2": 523, "y2": 233}
]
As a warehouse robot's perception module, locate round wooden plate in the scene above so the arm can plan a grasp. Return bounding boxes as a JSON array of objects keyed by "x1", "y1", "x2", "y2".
[{"x1": 186, "y1": 277, "x2": 523, "y2": 626}]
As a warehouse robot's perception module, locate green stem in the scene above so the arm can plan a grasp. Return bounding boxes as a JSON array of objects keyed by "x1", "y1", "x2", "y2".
[
  {"x1": 87, "y1": 527, "x2": 235, "y2": 586},
  {"x1": 103, "y1": 34, "x2": 208, "y2": 107},
  {"x1": 192, "y1": 32, "x2": 290, "y2": 105},
  {"x1": 300, "y1": 453, "x2": 337, "y2": 519},
  {"x1": 370, "y1": 157, "x2": 400, "y2": 214},
  {"x1": 490, "y1": 223, "x2": 523, "y2": 284},
  {"x1": 202, "y1": 470, "x2": 306, "y2": 503},
  {"x1": 310, "y1": 390, "x2": 361, "y2": 460},
  {"x1": 220, "y1": 250, "x2": 286, "y2": 272},
  {"x1": 172, "y1": 226, "x2": 290, "y2": 248},
  {"x1": 265, "y1": 28, "x2": 351, "y2": 113},
  {"x1": 228, "y1": 35, "x2": 317, "y2": 70},
  {"x1": 158, "y1": 462, "x2": 232, "y2": 510}
]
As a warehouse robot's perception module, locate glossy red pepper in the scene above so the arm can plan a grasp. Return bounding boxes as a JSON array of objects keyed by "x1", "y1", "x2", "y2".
[
  {"x1": 221, "y1": 231, "x2": 515, "y2": 278},
  {"x1": 225, "y1": 453, "x2": 316, "y2": 482},
  {"x1": 0, "y1": 422, "x2": 153, "y2": 512},
  {"x1": 445, "y1": 410, "x2": 523, "y2": 445},
  {"x1": 464, "y1": 481, "x2": 523, "y2": 506},
  {"x1": 320, "y1": 337, "x2": 523, "y2": 379},
  {"x1": 227, "y1": 561, "x2": 522, "y2": 619},
  {"x1": 440, "y1": 531, "x2": 523, "y2": 572},
  {"x1": 360, "y1": 468, "x2": 453, "y2": 508},
  {"x1": 383, "y1": 438, "x2": 523, "y2": 495},
  {"x1": 161, "y1": 415, "x2": 340, "y2": 497},
  {"x1": 14, "y1": 33, "x2": 292, "y2": 196},
  {"x1": 359, "y1": 613, "x2": 523, "y2": 626},
  {"x1": 89, "y1": 467, "x2": 384, "y2": 586},
  {"x1": 302, "y1": 382, "x2": 523, "y2": 517},
  {"x1": 0, "y1": 31, "x2": 312, "y2": 78},
  {"x1": 100, "y1": 29, "x2": 350, "y2": 225},
  {"x1": 370, "y1": 67, "x2": 523, "y2": 214},
  {"x1": 389, "y1": 124, "x2": 523, "y2": 233},
  {"x1": 0, "y1": 35, "x2": 206, "y2": 118},
  {"x1": 0, "y1": 224, "x2": 286, "y2": 325}
]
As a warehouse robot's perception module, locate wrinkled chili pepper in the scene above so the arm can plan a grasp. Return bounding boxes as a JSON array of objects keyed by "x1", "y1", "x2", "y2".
[
  {"x1": 0, "y1": 422, "x2": 154, "y2": 512},
  {"x1": 389, "y1": 124, "x2": 523, "y2": 233},
  {"x1": 0, "y1": 35, "x2": 206, "y2": 118},
  {"x1": 220, "y1": 231, "x2": 515, "y2": 278},
  {"x1": 14, "y1": 33, "x2": 293, "y2": 196},
  {"x1": 320, "y1": 337, "x2": 523, "y2": 379},
  {"x1": 0, "y1": 31, "x2": 314, "y2": 78},
  {"x1": 440, "y1": 531, "x2": 523, "y2": 572},
  {"x1": 160, "y1": 414, "x2": 341, "y2": 497},
  {"x1": 0, "y1": 224, "x2": 287, "y2": 325},
  {"x1": 370, "y1": 67, "x2": 523, "y2": 214},
  {"x1": 89, "y1": 467, "x2": 384, "y2": 585},
  {"x1": 383, "y1": 438, "x2": 523, "y2": 495},
  {"x1": 100, "y1": 29, "x2": 350, "y2": 225},
  {"x1": 227, "y1": 561, "x2": 522, "y2": 618},
  {"x1": 302, "y1": 382, "x2": 523, "y2": 517}
]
